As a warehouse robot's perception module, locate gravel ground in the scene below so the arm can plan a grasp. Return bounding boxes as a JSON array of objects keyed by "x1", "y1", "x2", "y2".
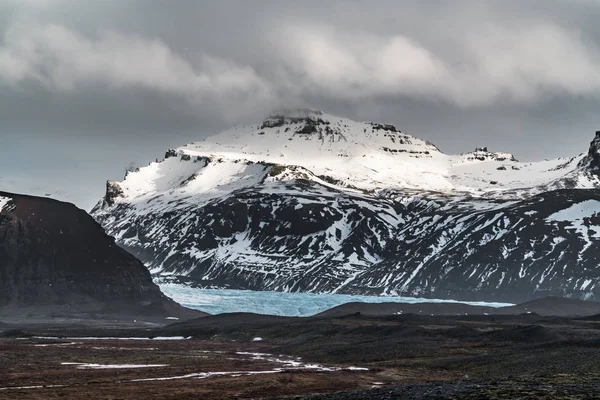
[
  {"x1": 282, "y1": 380, "x2": 600, "y2": 399},
  {"x1": 4, "y1": 310, "x2": 600, "y2": 399}
]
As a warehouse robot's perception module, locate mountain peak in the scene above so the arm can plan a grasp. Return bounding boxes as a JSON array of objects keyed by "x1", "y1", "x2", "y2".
[
  {"x1": 260, "y1": 109, "x2": 331, "y2": 132},
  {"x1": 462, "y1": 147, "x2": 517, "y2": 162},
  {"x1": 261, "y1": 109, "x2": 402, "y2": 135},
  {"x1": 97, "y1": 114, "x2": 600, "y2": 210},
  {"x1": 266, "y1": 108, "x2": 324, "y2": 119},
  {"x1": 578, "y1": 130, "x2": 600, "y2": 171},
  {"x1": 186, "y1": 110, "x2": 438, "y2": 162}
]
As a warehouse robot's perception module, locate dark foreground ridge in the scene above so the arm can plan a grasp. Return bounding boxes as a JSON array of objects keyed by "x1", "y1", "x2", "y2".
[
  {"x1": 318, "y1": 296, "x2": 600, "y2": 317},
  {"x1": 3, "y1": 303, "x2": 600, "y2": 399},
  {"x1": 0, "y1": 191, "x2": 203, "y2": 321},
  {"x1": 284, "y1": 380, "x2": 600, "y2": 400}
]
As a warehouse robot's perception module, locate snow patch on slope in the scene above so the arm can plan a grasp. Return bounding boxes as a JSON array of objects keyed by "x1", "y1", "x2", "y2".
[
  {"x1": 0, "y1": 196, "x2": 11, "y2": 212},
  {"x1": 546, "y1": 200, "x2": 600, "y2": 260},
  {"x1": 108, "y1": 157, "x2": 269, "y2": 212},
  {"x1": 547, "y1": 200, "x2": 600, "y2": 223}
]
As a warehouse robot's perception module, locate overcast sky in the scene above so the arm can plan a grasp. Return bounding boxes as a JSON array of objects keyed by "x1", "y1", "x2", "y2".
[{"x1": 2, "y1": 0, "x2": 600, "y2": 210}]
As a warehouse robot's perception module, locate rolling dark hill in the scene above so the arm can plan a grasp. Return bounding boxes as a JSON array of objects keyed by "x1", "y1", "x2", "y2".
[{"x1": 0, "y1": 191, "x2": 203, "y2": 320}]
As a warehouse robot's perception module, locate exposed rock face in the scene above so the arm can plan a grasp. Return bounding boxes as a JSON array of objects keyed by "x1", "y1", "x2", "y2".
[
  {"x1": 578, "y1": 131, "x2": 600, "y2": 171},
  {"x1": 462, "y1": 148, "x2": 517, "y2": 162},
  {"x1": 0, "y1": 191, "x2": 200, "y2": 317},
  {"x1": 164, "y1": 149, "x2": 179, "y2": 159},
  {"x1": 104, "y1": 180, "x2": 124, "y2": 206}
]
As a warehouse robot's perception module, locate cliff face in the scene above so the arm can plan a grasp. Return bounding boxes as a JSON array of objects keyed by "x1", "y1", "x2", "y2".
[
  {"x1": 578, "y1": 131, "x2": 600, "y2": 172},
  {"x1": 0, "y1": 191, "x2": 199, "y2": 317}
]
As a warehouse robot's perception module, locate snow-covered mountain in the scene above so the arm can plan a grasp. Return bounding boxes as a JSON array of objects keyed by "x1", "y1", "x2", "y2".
[{"x1": 92, "y1": 110, "x2": 600, "y2": 302}]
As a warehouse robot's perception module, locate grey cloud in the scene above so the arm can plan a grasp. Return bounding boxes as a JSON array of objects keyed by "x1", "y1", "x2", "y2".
[
  {"x1": 272, "y1": 20, "x2": 600, "y2": 107},
  {"x1": 3, "y1": 6, "x2": 600, "y2": 110},
  {"x1": 0, "y1": 22, "x2": 276, "y2": 121}
]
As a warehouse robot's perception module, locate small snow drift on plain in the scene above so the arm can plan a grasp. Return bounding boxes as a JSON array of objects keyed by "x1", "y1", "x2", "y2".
[
  {"x1": 0, "y1": 385, "x2": 67, "y2": 391},
  {"x1": 34, "y1": 336, "x2": 190, "y2": 341},
  {"x1": 61, "y1": 362, "x2": 167, "y2": 369},
  {"x1": 132, "y1": 350, "x2": 367, "y2": 382}
]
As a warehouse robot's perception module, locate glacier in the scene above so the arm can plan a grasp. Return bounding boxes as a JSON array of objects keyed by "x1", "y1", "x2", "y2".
[{"x1": 158, "y1": 283, "x2": 513, "y2": 316}]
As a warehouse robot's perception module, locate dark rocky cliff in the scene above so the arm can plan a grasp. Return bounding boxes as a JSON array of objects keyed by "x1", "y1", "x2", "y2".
[
  {"x1": 579, "y1": 131, "x2": 600, "y2": 172},
  {"x1": 0, "y1": 191, "x2": 202, "y2": 318}
]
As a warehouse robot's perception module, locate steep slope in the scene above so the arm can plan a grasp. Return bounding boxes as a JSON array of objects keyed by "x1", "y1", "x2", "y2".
[
  {"x1": 349, "y1": 189, "x2": 600, "y2": 302},
  {"x1": 92, "y1": 111, "x2": 600, "y2": 302},
  {"x1": 0, "y1": 191, "x2": 202, "y2": 318}
]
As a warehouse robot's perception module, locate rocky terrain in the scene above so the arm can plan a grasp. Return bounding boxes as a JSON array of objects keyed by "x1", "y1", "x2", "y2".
[
  {"x1": 92, "y1": 110, "x2": 600, "y2": 302},
  {"x1": 0, "y1": 191, "x2": 202, "y2": 321},
  {"x1": 317, "y1": 296, "x2": 600, "y2": 318},
  {"x1": 4, "y1": 298, "x2": 600, "y2": 399}
]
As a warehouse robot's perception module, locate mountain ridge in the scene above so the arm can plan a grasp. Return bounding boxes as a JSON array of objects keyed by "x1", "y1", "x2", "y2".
[{"x1": 92, "y1": 110, "x2": 600, "y2": 302}]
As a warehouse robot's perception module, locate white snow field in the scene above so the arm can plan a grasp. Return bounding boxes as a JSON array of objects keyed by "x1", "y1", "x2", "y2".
[
  {"x1": 106, "y1": 110, "x2": 596, "y2": 213},
  {"x1": 158, "y1": 284, "x2": 513, "y2": 316}
]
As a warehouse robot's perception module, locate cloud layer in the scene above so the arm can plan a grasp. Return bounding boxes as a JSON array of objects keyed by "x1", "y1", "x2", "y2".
[
  {"x1": 1, "y1": 5, "x2": 600, "y2": 114},
  {"x1": 0, "y1": 22, "x2": 274, "y2": 119},
  {"x1": 277, "y1": 23, "x2": 600, "y2": 107}
]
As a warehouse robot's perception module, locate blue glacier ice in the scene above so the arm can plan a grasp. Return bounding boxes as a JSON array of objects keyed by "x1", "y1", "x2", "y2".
[{"x1": 158, "y1": 283, "x2": 514, "y2": 316}]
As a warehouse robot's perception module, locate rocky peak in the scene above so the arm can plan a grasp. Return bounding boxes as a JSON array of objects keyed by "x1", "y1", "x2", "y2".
[
  {"x1": 368, "y1": 122, "x2": 400, "y2": 133},
  {"x1": 257, "y1": 109, "x2": 354, "y2": 145},
  {"x1": 261, "y1": 109, "x2": 328, "y2": 130},
  {"x1": 164, "y1": 148, "x2": 179, "y2": 159},
  {"x1": 463, "y1": 148, "x2": 517, "y2": 162},
  {"x1": 578, "y1": 131, "x2": 600, "y2": 171},
  {"x1": 104, "y1": 180, "x2": 124, "y2": 206}
]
